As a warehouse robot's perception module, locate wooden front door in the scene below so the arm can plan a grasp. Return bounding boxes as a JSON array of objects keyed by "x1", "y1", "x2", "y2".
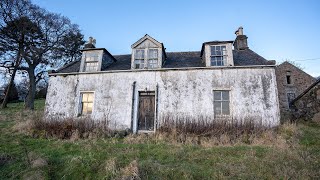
[{"x1": 138, "y1": 92, "x2": 155, "y2": 131}]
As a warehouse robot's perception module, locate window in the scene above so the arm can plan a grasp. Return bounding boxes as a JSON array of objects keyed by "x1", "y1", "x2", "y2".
[
  {"x1": 80, "y1": 92, "x2": 94, "y2": 115},
  {"x1": 85, "y1": 62, "x2": 98, "y2": 72},
  {"x1": 287, "y1": 92, "x2": 295, "y2": 107},
  {"x1": 147, "y1": 49, "x2": 158, "y2": 69},
  {"x1": 84, "y1": 54, "x2": 99, "y2": 72},
  {"x1": 286, "y1": 71, "x2": 292, "y2": 84},
  {"x1": 134, "y1": 49, "x2": 145, "y2": 69},
  {"x1": 134, "y1": 49, "x2": 159, "y2": 69},
  {"x1": 210, "y1": 46, "x2": 227, "y2": 66},
  {"x1": 213, "y1": 90, "x2": 230, "y2": 115}
]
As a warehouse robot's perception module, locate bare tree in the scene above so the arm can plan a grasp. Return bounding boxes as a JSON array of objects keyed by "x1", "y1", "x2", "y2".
[
  {"x1": 0, "y1": 0, "x2": 84, "y2": 109},
  {"x1": 0, "y1": 0, "x2": 42, "y2": 108}
]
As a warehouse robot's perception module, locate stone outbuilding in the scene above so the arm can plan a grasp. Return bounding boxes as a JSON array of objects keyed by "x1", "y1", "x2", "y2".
[
  {"x1": 275, "y1": 62, "x2": 316, "y2": 120},
  {"x1": 45, "y1": 27, "x2": 280, "y2": 133},
  {"x1": 291, "y1": 78, "x2": 320, "y2": 122}
]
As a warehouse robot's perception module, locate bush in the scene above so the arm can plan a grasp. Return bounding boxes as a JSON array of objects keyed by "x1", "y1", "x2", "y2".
[
  {"x1": 31, "y1": 118, "x2": 129, "y2": 140},
  {"x1": 155, "y1": 115, "x2": 278, "y2": 146}
]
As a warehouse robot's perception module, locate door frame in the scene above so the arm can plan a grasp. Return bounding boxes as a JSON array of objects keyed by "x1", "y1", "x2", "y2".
[{"x1": 135, "y1": 91, "x2": 157, "y2": 133}]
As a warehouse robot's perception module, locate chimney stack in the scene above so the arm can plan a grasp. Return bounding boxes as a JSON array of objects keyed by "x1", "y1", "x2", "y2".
[
  {"x1": 84, "y1": 36, "x2": 96, "y2": 49},
  {"x1": 234, "y1": 27, "x2": 248, "y2": 50}
]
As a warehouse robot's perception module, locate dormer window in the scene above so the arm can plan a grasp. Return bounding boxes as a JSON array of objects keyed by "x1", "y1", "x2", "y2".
[
  {"x1": 210, "y1": 45, "x2": 227, "y2": 66},
  {"x1": 200, "y1": 41, "x2": 233, "y2": 67},
  {"x1": 131, "y1": 34, "x2": 166, "y2": 70},
  {"x1": 84, "y1": 54, "x2": 99, "y2": 72}
]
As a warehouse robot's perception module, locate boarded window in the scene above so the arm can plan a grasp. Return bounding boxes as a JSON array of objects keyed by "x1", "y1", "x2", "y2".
[
  {"x1": 134, "y1": 49, "x2": 145, "y2": 69},
  {"x1": 287, "y1": 92, "x2": 295, "y2": 107},
  {"x1": 80, "y1": 92, "x2": 94, "y2": 115},
  {"x1": 213, "y1": 90, "x2": 230, "y2": 115},
  {"x1": 210, "y1": 46, "x2": 227, "y2": 66},
  {"x1": 147, "y1": 49, "x2": 158, "y2": 69}
]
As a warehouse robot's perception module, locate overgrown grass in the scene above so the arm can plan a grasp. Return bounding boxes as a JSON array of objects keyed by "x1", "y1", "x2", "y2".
[{"x1": 1, "y1": 99, "x2": 320, "y2": 179}]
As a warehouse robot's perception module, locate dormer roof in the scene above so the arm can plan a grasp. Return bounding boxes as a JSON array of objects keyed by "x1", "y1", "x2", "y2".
[
  {"x1": 80, "y1": 48, "x2": 117, "y2": 62},
  {"x1": 131, "y1": 34, "x2": 167, "y2": 58}
]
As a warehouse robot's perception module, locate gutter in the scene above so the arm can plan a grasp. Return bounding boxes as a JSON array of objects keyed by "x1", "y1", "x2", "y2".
[{"x1": 48, "y1": 65, "x2": 277, "y2": 77}]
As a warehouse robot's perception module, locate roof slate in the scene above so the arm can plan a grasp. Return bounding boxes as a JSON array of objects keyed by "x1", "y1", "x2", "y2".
[{"x1": 56, "y1": 49, "x2": 274, "y2": 73}]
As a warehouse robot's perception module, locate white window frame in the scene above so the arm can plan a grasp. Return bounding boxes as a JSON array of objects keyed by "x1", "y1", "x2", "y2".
[
  {"x1": 79, "y1": 91, "x2": 95, "y2": 116},
  {"x1": 210, "y1": 45, "x2": 227, "y2": 66},
  {"x1": 84, "y1": 54, "x2": 99, "y2": 72},
  {"x1": 213, "y1": 90, "x2": 230, "y2": 116}
]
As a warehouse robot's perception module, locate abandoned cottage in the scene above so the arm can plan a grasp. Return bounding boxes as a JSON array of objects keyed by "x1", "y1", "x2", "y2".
[{"x1": 45, "y1": 27, "x2": 280, "y2": 133}]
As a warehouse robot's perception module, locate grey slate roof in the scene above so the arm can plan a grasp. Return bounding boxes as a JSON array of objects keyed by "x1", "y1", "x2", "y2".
[{"x1": 57, "y1": 49, "x2": 274, "y2": 73}]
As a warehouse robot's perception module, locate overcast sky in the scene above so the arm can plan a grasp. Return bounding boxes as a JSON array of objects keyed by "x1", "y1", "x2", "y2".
[{"x1": 32, "y1": 0, "x2": 320, "y2": 77}]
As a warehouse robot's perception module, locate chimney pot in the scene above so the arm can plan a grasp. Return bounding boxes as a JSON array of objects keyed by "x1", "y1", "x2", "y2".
[
  {"x1": 88, "y1": 37, "x2": 93, "y2": 44},
  {"x1": 233, "y1": 27, "x2": 248, "y2": 50}
]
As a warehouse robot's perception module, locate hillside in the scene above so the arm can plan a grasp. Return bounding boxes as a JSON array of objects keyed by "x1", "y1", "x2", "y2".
[{"x1": 0, "y1": 99, "x2": 320, "y2": 179}]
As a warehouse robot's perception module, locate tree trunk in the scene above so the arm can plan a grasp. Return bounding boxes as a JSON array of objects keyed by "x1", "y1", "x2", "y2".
[
  {"x1": 1, "y1": 47, "x2": 23, "y2": 109},
  {"x1": 25, "y1": 66, "x2": 36, "y2": 110},
  {"x1": 1, "y1": 67, "x2": 18, "y2": 108}
]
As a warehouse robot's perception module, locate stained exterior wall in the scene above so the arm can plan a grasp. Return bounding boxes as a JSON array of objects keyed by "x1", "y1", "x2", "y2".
[
  {"x1": 45, "y1": 67, "x2": 280, "y2": 132},
  {"x1": 275, "y1": 62, "x2": 316, "y2": 119}
]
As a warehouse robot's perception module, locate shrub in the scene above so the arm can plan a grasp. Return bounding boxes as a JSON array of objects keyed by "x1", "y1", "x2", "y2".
[
  {"x1": 155, "y1": 115, "x2": 278, "y2": 146},
  {"x1": 31, "y1": 118, "x2": 129, "y2": 140}
]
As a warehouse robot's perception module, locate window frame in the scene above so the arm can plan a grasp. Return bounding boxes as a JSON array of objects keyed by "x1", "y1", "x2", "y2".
[
  {"x1": 84, "y1": 53, "x2": 99, "y2": 72},
  {"x1": 134, "y1": 49, "x2": 145, "y2": 69},
  {"x1": 286, "y1": 71, "x2": 293, "y2": 85},
  {"x1": 79, "y1": 91, "x2": 95, "y2": 116},
  {"x1": 213, "y1": 90, "x2": 230, "y2": 116},
  {"x1": 134, "y1": 48, "x2": 159, "y2": 69},
  {"x1": 147, "y1": 48, "x2": 159, "y2": 69},
  {"x1": 210, "y1": 45, "x2": 227, "y2": 66}
]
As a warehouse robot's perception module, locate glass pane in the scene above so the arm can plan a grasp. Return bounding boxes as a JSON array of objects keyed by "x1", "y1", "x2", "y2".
[
  {"x1": 211, "y1": 58, "x2": 218, "y2": 66},
  {"x1": 135, "y1": 50, "x2": 144, "y2": 59},
  {"x1": 217, "y1": 60, "x2": 222, "y2": 66},
  {"x1": 82, "y1": 94, "x2": 88, "y2": 102},
  {"x1": 222, "y1": 102, "x2": 230, "y2": 115},
  {"x1": 210, "y1": 46, "x2": 215, "y2": 55},
  {"x1": 216, "y1": 49, "x2": 222, "y2": 56},
  {"x1": 148, "y1": 49, "x2": 158, "y2": 59},
  {"x1": 216, "y1": 46, "x2": 220, "y2": 51},
  {"x1": 214, "y1": 91, "x2": 221, "y2": 100},
  {"x1": 220, "y1": 60, "x2": 224, "y2": 66},
  {"x1": 214, "y1": 102, "x2": 221, "y2": 115},
  {"x1": 87, "y1": 93, "x2": 94, "y2": 102},
  {"x1": 222, "y1": 91, "x2": 229, "y2": 100},
  {"x1": 82, "y1": 103, "x2": 87, "y2": 114},
  {"x1": 87, "y1": 103, "x2": 93, "y2": 114}
]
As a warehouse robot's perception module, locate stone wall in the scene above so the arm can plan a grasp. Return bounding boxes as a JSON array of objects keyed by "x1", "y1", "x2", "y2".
[
  {"x1": 275, "y1": 61, "x2": 316, "y2": 120},
  {"x1": 292, "y1": 80, "x2": 320, "y2": 122},
  {"x1": 45, "y1": 66, "x2": 280, "y2": 132}
]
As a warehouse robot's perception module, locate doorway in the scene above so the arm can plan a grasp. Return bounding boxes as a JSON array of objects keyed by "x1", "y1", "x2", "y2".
[{"x1": 138, "y1": 91, "x2": 155, "y2": 131}]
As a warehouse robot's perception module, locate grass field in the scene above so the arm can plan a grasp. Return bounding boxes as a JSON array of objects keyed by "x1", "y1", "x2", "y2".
[{"x1": 0, "y1": 99, "x2": 320, "y2": 179}]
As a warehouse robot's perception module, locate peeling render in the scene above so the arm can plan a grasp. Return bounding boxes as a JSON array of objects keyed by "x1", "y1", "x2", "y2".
[{"x1": 45, "y1": 67, "x2": 280, "y2": 130}]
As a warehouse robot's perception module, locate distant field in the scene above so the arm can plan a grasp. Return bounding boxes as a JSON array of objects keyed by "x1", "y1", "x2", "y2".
[{"x1": 0, "y1": 99, "x2": 320, "y2": 179}]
